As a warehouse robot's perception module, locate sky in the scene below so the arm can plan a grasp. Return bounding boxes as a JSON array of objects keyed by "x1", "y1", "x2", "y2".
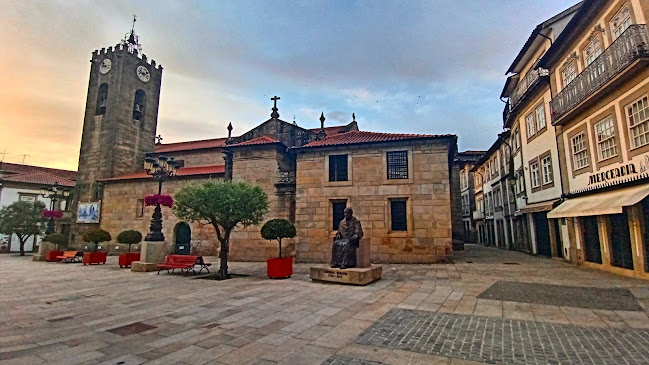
[{"x1": 0, "y1": 0, "x2": 579, "y2": 171}]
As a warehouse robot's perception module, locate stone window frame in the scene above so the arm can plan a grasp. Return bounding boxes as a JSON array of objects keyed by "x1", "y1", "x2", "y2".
[
  {"x1": 609, "y1": 3, "x2": 633, "y2": 41},
  {"x1": 540, "y1": 154, "x2": 553, "y2": 185},
  {"x1": 386, "y1": 196, "x2": 413, "y2": 238},
  {"x1": 627, "y1": 95, "x2": 649, "y2": 150},
  {"x1": 135, "y1": 199, "x2": 144, "y2": 218},
  {"x1": 324, "y1": 152, "x2": 353, "y2": 187},
  {"x1": 619, "y1": 84, "x2": 649, "y2": 159},
  {"x1": 529, "y1": 150, "x2": 555, "y2": 193},
  {"x1": 525, "y1": 101, "x2": 548, "y2": 143},
  {"x1": 529, "y1": 158, "x2": 541, "y2": 191},
  {"x1": 328, "y1": 197, "x2": 350, "y2": 235},
  {"x1": 590, "y1": 109, "x2": 623, "y2": 169},
  {"x1": 382, "y1": 147, "x2": 414, "y2": 185},
  {"x1": 561, "y1": 59, "x2": 578, "y2": 89},
  {"x1": 516, "y1": 167, "x2": 526, "y2": 197},
  {"x1": 567, "y1": 122, "x2": 593, "y2": 177},
  {"x1": 535, "y1": 103, "x2": 547, "y2": 133}
]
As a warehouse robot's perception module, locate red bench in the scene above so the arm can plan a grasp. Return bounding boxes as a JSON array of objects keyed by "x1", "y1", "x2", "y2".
[
  {"x1": 157, "y1": 255, "x2": 211, "y2": 276},
  {"x1": 56, "y1": 251, "x2": 83, "y2": 263}
]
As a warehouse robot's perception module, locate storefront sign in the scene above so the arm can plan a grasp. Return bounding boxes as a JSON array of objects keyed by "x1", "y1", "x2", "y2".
[{"x1": 588, "y1": 163, "x2": 637, "y2": 185}]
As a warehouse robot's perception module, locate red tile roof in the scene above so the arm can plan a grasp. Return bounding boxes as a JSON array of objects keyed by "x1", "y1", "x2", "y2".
[
  {"x1": 308, "y1": 125, "x2": 348, "y2": 137},
  {"x1": 0, "y1": 162, "x2": 76, "y2": 180},
  {"x1": 154, "y1": 138, "x2": 228, "y2": 153},
  {"x1": 298, "y1": 131, "x2": 454, "y2": 149},
  {"x1": 2, "y1": 171, "x2": 76, "y2": 187},
  {"x1": 101, "y1": 165, "x2": 225, "y2": 182},
  {"x1": 227, "y1": 136, "x2": 281, "y2": 147}
]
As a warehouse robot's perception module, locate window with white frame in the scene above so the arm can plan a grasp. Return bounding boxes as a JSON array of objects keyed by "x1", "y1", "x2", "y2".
[
  {"x1": 584, "y1": 37, "x2": 602, "y2": 66},
  {"x1": 516, "y1": 169, "x2": 525, "y2": 194},
  {"x1": 535, "y1": 104, "x2": 546, "y2": 132},
  {"x1": 627, "y1": 95, "x2": 649, "y2": 149},
  {"x1": 541, "y1": 155, "x2": 553, "y2": 184},
  {"x1": 595, "y1": 116, "x2": 617, "y2": 160},
  {"x1": 526, "y1": 113, "x2": 536, "y2": 138},
  {"x1": 610, "y1": 4, "x2": 632, "y2": 40},
  {"x1": 571, "y1": 132, "x2": 589, "y2": 169},
  {"x1": 512, "y1": 129, "x2": 519, "y2": 151},
  {"x1": 562, "y1": 60, "x2": 577, "y2": 87},
  {"x1": 460, "y1": 170, "x2": 466, "y2": 189},
  {"x1": 530, "y1": 161, "x2": 540, "y2": 188}
]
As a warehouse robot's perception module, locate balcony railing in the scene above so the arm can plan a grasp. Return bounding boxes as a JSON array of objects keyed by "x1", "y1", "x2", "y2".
[
  {"x1": 550, "y1": 24, "x2": 649, "y2": 122},
  {"x1": 510, "y1": 67, "x2": 549, "y2": 110},
  {"x1": 502, "y1": 100, "x2": 512, "y2": 126},
  {"x1": 276, "y1": 171, "x2": 296, "y2": 184}
]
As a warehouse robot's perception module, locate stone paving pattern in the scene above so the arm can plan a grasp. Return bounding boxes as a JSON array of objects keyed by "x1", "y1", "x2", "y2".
[
  {"x1": 356, "y1": 309, "x2": 649, "y2": 364},
  {"x1": 3, "y1": 245, "x2": 649, "y2": 365}
]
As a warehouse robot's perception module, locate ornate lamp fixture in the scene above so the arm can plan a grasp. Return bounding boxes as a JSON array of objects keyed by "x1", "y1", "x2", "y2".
[{"x1": 143, "y1": 155, "x2": 179, "y2": 241}]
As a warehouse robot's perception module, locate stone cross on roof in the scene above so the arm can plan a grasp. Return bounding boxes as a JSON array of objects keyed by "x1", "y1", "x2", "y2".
[{"x1": 271, "y1": 96, "x2": 280, "y2": 119}]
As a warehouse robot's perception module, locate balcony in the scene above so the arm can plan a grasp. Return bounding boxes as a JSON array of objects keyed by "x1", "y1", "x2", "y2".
[
  {"x1": 550, "y1": 24, "x2": 649, "y2": 123},
  {"x1": 502, "y1": 100, "x2": 513, "y2": 127},
  {"x1": 473, "y1": 210, "x2": 484, "y2": 220},
  {"x1": 510, "y1": 68, "x2": 549, "y2": 111}
]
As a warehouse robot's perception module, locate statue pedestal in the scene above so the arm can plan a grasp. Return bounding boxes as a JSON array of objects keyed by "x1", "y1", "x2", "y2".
[
  {"x1": 131, "y1": 240, "x2": 169, "y2": 272},
  {"x1": 310, "y1": 266, "x2": 382, "y2": 286},
  {"x1": 33, "y1": 242, "x2": 57, "y2": 261}
]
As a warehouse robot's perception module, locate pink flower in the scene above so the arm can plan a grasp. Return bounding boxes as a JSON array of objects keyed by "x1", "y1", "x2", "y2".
[
  {"x1": 144, "y1": 195, "x2": 173, "y2": 208},
  {"x1": 42, "y1": 210, "x2": 64, "y2": 219}
]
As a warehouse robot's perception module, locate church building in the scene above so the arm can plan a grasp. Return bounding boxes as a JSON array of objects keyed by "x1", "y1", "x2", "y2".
[{"x1": 70, "y1": 30, "x2": 460, "y2": 264}]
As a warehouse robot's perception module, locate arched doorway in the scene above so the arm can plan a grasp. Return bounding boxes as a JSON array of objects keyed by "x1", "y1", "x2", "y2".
[{"x1": 175, "y1": 222, "x2": 191, "y2": 255}]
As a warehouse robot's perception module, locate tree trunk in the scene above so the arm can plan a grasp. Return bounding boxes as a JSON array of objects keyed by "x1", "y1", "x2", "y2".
[
  {"x1": 18, "y1": 235, "x2": 26, "y2": 256},
  {"x1": 278, "y1": 238, "x2": 282, "y2": 258},
  {"x1": 219, "y1": 230, "x2": 231, "y2": 278}
]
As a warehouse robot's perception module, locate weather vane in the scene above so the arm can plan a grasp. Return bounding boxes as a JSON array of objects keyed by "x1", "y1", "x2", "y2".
[{"x1": 121, "y1": 14, "x2": 142, "y2": 54}]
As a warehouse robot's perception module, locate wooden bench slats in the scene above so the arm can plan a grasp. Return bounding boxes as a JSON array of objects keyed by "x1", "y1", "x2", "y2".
[
  {"x1": 156, "y1": 255, "x2": 211, "y2": 276},
  {"x1": 56, "y1": 251, "x2": 82, "y2": 263}
]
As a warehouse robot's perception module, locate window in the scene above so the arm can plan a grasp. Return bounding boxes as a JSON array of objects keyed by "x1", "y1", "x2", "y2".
[
  {"x1": 535, "y1": 104, "x2": 546, "y2": 132},
  {"x1": 610, "y1": 5, "x2": 632, "y2": 40},
  {"x1": 96, "y1": 83, "x2": 108, "y2": 115},
  {"x1": 516, "y1": 169, "x2": 525, "y2": 194},
  {"x1": 530, "y1": 161, "x2": 540, "y2": 188},
  {"x1": 332, "y1": 200, "x2": 347, "y2": 231},
  {"x1": 584, "y1": 37, "x2": 602, "y2": 66},
  {"x1": 526, "y1": 113, "x2": 536, "y2": 138},
  {"x1": 460, "y1": 171, "x2": 466, "y2": 189},
  {"x1": 136, "y1": 199, "x2": 144, "y2": 218},
  {"x1": 627, "y1": 95, "x2": 649, "y2": 149},
  {"x1": 571, "y1": 132, "x2": 589, "y2": 169},
  {"x1": 541, "y1": 155, "x2": 553, "y2": 184},
  {"x1": 133, "y1": 90, "x2": 146, "y2": 120},
  {"x1": 329, "y1": 154, "x2": 348, "y2": 181},
  {"x1": 512, "y1": 129, "x2": 519, "y2": 151},
  {"x1": 386, "y1": 151, "x2": 408, "y2": 179},
  {"x1": 390, "y1": 199, "x2": 407, "y2": 231},
  {"x1": 595, "y1": 116, "x2": 617, "y2": 160},
  {"x1": 562, "y1": 60, "x2": 577, "y2": 87}
]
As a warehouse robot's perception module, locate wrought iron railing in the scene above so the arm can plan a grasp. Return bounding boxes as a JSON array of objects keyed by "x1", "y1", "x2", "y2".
[
  {"x1": 276, "y1": 171, "x2": 296, "y2": 184},
  {"x1": 510, "y1": 68, "x2": 549, "y2": 109},
  {"x1": 502, "y1": 100, "x2": 512, "y2": 125},
  {"x1": 550, "y1": 24, "x2": 649, "y2": 122}
]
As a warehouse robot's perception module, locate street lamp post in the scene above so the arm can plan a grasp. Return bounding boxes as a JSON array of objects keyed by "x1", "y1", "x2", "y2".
[
  {"x1": 143, "y1": 155, "x2": 179, "y2": 241},
  {"x1": 40, "y1": 182, "x2": 71, "y2": 235}
]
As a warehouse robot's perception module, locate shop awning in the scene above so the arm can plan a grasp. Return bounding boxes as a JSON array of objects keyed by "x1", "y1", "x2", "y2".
[
  {"x1": 547, "y1": 184, "x2": 649, "y2": 218},
  {"x1": 519, "y1": 200, "x2": 558, "y2": 213}
]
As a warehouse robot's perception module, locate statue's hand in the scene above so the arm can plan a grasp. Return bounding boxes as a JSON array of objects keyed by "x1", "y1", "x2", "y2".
[
  {"x1": 351, "y1": 234, "x2": 359, "y2": 241},
  {"x1": 334, "y1": 232, "x2": 342, "y2": 240}
]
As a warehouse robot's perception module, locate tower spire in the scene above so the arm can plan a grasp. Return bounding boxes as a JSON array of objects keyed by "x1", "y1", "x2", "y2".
[
  {"x1": 270, "y1": 96, "x2": 280, "y2": 119},
  {"x1": 121, "y1": 15, "x2": 142, "y2": 54}
]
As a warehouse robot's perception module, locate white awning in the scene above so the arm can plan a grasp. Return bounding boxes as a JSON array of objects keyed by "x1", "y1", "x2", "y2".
[{"x1": 547, "y1": 184, "x2": 649, "y2": 218}]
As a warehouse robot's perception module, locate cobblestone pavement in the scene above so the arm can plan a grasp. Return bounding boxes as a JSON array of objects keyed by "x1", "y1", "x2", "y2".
[{"x1": 2, "y1": 244, "x2": 649, "y2": 365}]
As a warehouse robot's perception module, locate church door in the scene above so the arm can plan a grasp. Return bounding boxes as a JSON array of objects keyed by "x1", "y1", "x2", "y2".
[{"x1": 175, "y1": 223, "x2": 191, "y2": 255}]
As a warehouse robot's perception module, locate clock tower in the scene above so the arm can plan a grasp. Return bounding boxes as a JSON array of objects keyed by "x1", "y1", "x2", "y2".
[{"x1": 73, "y1": 25, "x2": 163, "y2": 234}]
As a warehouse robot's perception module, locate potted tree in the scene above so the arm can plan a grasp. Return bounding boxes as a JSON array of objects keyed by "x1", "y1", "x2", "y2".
[
  {"x1": 261, "y1": 218, "x2": 296, "y2": 279},
  {"x1": 117, "y1": 230, "x2": 142, "y2": 268},
  {"x1": 82, "y1": 229, "x2": 111, "y2": 265},
  {"x1": 43, "y1": 233, "x2": 67, "y2": 261}
]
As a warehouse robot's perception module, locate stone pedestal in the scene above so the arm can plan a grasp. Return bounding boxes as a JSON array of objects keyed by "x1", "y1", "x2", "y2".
[
  {"x1": 357, "y1": 238, "x2": 371, "y2": 268},
  {"x1": 33, "y1": 242, "x2": 57, "y2": 261},
  {"x1": 310, "y1": 265, "x2": 382, "y2": 286},
  {"x1": 131, "y1": 240, "x2": 169, "y2": 272}
]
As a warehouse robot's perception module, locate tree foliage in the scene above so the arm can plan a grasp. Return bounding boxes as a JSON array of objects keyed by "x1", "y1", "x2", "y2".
[
  {"x1": 173, "y1": 180, "x2": 268, "y2": 277},
  {"x1": 261, "y1": 219, "x2": 296, "y2": 258},
  {"x1": 82, "y1": 229, "x2": 112, "y2": 252},
  {"x1": 43, "y1": 233, "x2": 67, "y2": 249},
  {"x1": 0, "y1": 200, "x2": 46, "y2": 256},
  {"x1": 117, "y1": 230, "x2": 142, "y2": 253}
]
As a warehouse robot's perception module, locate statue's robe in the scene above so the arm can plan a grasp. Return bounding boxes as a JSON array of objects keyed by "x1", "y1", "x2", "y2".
[{"x1": 331, "y1": 216, "x2": 364, "y2": 268}]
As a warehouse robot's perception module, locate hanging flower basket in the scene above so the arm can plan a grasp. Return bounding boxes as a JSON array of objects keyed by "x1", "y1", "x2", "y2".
[
  {"x1": 42, "y1": 209, "x2": 64, "y2": 219},
  {"x1": 144, "y1": 194, "x2": 173, "y2": 208}
]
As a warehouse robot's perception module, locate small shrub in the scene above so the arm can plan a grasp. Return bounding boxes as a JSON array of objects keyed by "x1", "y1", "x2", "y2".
[
  {"x1": 116, "y1": 230, "x2": 142, "y2": 253},
  {"x1": 82, "y1": 229, "x2": 112, "y2": 252},
  {"x1": 43, "y1": 233, "x2": 67, "y2": 250},
  {"x1": 261, "y1": 219, "x2": 296, "y2": 258}
]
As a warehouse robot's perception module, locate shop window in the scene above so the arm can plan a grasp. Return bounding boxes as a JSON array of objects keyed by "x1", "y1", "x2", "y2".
[
  {"x1": 332, "y1": 200, "x2": 347, "y2": 231},
  {"x1": 390, "y1": 199, "x2": 407, "y2": 231},
  {"x1": 386, "y1": 150, "x2": 408, "y2": 179},
  {"x1": 595, "y1": 116, "x2": 617, "y2": 160},
  {"x1": 582, "y1": 216, "x2": 603, "y2": 264},
  {"x1": 627, "y1": 95, "x2": 649, "y2": 149},
  {"x1": 571, "y1": 132, "x2": 589, "y2": 169},
  {"x1": 329, "y1": 155, "x2": 348, "y2": 182}
]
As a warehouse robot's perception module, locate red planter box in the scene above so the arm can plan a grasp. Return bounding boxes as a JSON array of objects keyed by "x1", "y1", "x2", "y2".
[
  {"x1": 46, "y1": 251, "x2": 64, "y2": 262},
  {"x1": 119, "y1": 252, "x2": 141, "y2": 268},
  {"x1": 83, "y1": 252, "x2": 107, "y2": 265},
  {"x1": 267, "y1": 257, "x2": 293, "y2": 279}
]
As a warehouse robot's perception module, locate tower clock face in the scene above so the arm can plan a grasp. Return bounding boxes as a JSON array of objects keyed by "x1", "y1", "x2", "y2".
[
  {"x1": 136, "y1": 65, "x2": 150, "y2": 82},
  {"x1": 99, "y1": 58, "x2": 111, "y2": 74}
]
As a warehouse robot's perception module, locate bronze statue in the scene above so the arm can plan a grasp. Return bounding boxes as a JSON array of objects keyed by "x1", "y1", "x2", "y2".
[{"x1": 331, "y1": 207, "x2": 364, "y2": 269}]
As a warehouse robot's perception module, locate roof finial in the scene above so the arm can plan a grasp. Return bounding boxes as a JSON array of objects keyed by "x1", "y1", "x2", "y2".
[
  {"x1": 293, "y1": 115, "x2": 297, "y2": 126},
  {"x1": 121, "y1": 15, "x2": 142, "y2": 54},
  {"x1": 155, "y1": 134, "x2": 163, "y2": 145},
  {"x1": 227, "y1": 122, "x2": 233, "y2": 139},
  {"x1": 320, "y1": 112, "x2": 325, "y2": 129},
  {"x1": 271, "y1": 96, "x2": 280, "y2": 119},
  {"x1": 352, "y1": 112, "x2": 356, "y2": 122}
]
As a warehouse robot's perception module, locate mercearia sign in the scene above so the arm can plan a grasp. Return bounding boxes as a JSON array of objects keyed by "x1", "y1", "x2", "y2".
[{"x1": 588, "y1": 163, "x2": 637, "y2": 185}]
